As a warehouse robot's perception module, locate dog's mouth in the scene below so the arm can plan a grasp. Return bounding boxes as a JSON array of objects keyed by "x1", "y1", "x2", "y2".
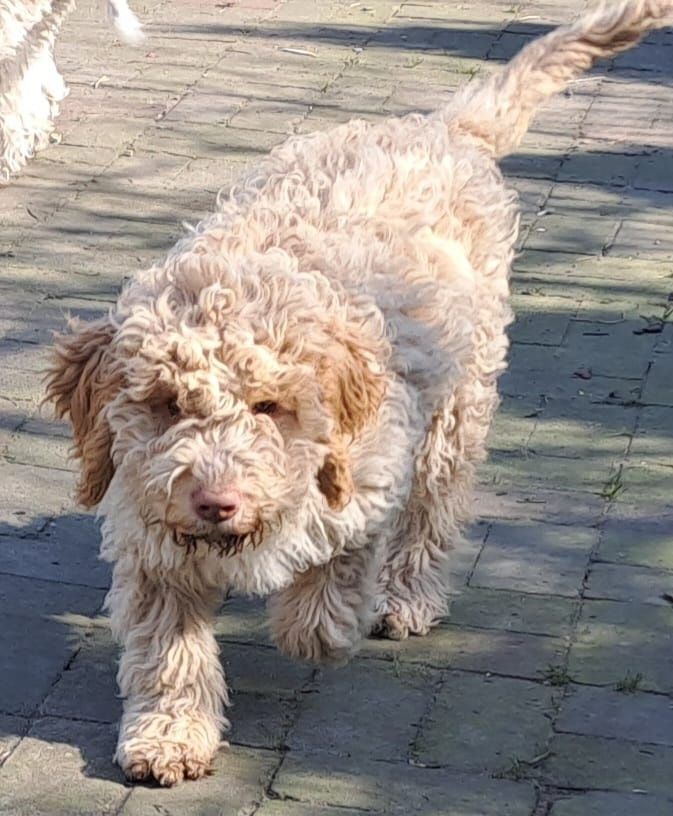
[{"x1": 172, "y1": 525, "x2": 264, "y2": 557}]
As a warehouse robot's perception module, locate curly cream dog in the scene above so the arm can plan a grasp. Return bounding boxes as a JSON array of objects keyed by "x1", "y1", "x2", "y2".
[{"x1": 46, "y1": 0, "x2": 672, "y2": 787}]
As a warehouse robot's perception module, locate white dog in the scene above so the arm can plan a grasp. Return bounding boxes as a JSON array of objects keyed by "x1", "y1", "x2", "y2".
[
  {"x1": 46, "y1": 0, "x2": 672, "y2": 787},
  {"x1": 0, "y1": 0, "x2": 142, "y2": 182}
]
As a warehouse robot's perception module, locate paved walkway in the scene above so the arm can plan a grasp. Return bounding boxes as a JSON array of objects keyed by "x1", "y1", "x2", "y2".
[{"x1": 1, "y1": 1, "x2": 672, "y2": 813}]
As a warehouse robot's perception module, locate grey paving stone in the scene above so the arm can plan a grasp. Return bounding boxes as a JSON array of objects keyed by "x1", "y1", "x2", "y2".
[
  {"x1": 509, "y1": 295, "x2": 573, "y2": 346},
  {"x1": 220, "y1": 642, "x2": 313, "y2": 698},
  {"x1": 613, "y1": 38, "x2": 673, "y2": 73},
  {"x1": 483, "y1": 447, "x2": 614, "y2": 493},
  {"x1": 362, "y1": 625, "x2": 565, "y2": 680},
  {"x1": 450, "y1": 587, "x2": 577, "y2": 637},
  {"x1": 214, "y1": 595, "x2": 268, "y2": 644},
  {"x1": 0, "y1": 340, "x2": 52, "y2": 375},
  {"x1": 287, "y1": 661, "x2": 434, "y2": 761},
  {"x1": 274, "y1": 753, "x2": 537, "y2": 815},
  {"x1": 0, "y1": 573, "x2": 104, "y2": 620},
  {"x1": 614, "y1": 215, "x2": 673, "y2": 261},
  {"x1": 586, "y1": 562, "x2": 673, "y2": 606},
  {"x1": 556, "y1": 685, "x2": 673, "y2": 746},
  {"x1": 415, "y1": 672, "x2": 554, "y2": 773},
  {"x1": 487, "y1": 395, "x2": 539, "y2": 453},
  {"x1": 0, "y1": 297, "x2": 106, "y2": 346},
  {"x1": 523, "y1": 213, "x2": 618, "y2": 255},
  {"x1": 643, "y1": 351, "x2": 673, "y2": 406},
  {"x1": 541, "y1": 733, "x2": 673, "y2": 797},
  {"x1": 635, "y1": 152, "x2": 673, "y2": 192},
  {"x1": 568, "y1": 600, "x2": 673, "y2": 694},
  {"x1": 0, "y1": 717, "x2": 126, "y2": 815},
  {"x1": 4, "y1": 423, "x2": 73, "y2": 471},
  {"x1": 616, "y1": 463, "x2": 673, "y2": 507},
  {"x1": 0, "y1": 713, "x2": 29, "y2": 764},
  {"x1": 580, "y1": 81, "x2": 664, "y2": 146},
  {"x1": 557, "y1": 151, "x2": 640, "y2": 187},
  {"x1": 473, "y1": 487, "x2": 604, "y2": 526},
  {"x1": 0, "y1": 523, "x2": 110, "y2": 589},
  {"x1": 0, "y1": 573, "x2": 103, "y2": 715},
  {"x1": 120, "y1": 747, "x2": 278, "y2": 816},
  {"x1": 170, "y1": 156, "x2": 254, "y2": 196},
  {"x1": 550, "y1": 791, "x2": 673, "y2": 816},
  {"x1": 0, "y1": 463, "x2": 76, "y2": 536},
  {"x1": 513, "y1": 177, "x2": 558, "y2": 231},
  {"x1": 257, "y1": 802, "x2": 364, "y2": 816},
  {"x1": 501, "y1": 150, "x2": 564, "y2": 181},
  {"x1": 37, "y1": 141, "x2": 118, "y2": 169},
  {"x1": 0, "y1": 366, "x2": 45, "y2": 408},
  {"x1": 500, "y1": 345, "x2": 640, "y2": 407},
  {"x1": 562, "y1": 317, "x2": 659, "y2": 380},
  {"x1": 471, "y1": 522, "x2": 596, "y2": 597},
  {"x1": 528, "y1": 401, "x2": 636, "y2": 459},
  {"x1": 631, "y1": 406, "x2": 673, "y2": 466},
  {"x1": 0, "y1": 258, "x2": 128, "y2": 301},
  {"x1": 0, "y1": 613, "x2": 86, "y2": 716},
  {"x1": 228, "y1": 692, "x2": 294, "y2": 750},
  {"x1": 448, "y1": 522, "x2": 489, "y2": 590},
  {"x1": 513, "y1": 251, "x2": 673, "y2": 301},
  {"x1": 498, "y1": 344, "x2": 566, "y2": 398},
  {"x1": 42, "y1": 626, "x2": 120, "y2": 724},
  {"x1": 598, "y1": 511, "x2": 673, "y2": 570}
]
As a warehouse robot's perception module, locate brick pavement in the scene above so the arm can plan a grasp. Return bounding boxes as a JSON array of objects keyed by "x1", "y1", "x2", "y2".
[{"x1": 0, "y1": 1, "x2": 672, "y2": 813}]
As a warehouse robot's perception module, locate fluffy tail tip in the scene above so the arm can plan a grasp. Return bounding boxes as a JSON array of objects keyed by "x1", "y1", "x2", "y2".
[{"x1": 106, "y1": 0, "x2": 145, "y2": 45}]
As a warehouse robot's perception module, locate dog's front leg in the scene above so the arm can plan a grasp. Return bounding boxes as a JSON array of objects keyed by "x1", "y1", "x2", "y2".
[
  {"x1": 267, "y1": 545, "x2": 376, "y2": 665},
  {"x1": 107, "y1": 559, "x2": 228, "y2": 786}
]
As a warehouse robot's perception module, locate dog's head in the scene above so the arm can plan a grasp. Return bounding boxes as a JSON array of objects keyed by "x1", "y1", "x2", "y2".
[{"x1": 45, "y1": 245, "x2": 387, "y2": 557}]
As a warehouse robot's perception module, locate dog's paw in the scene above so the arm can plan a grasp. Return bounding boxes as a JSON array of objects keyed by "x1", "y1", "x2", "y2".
[
  {"x1": 371, "y1": 611, "x2": 432, "y2": 641},
  {"x1": 371, "y1": 612, "x2": 410, "y2": 640},
  {"x1": 118, "y1": 740, "x2": 215, "y2": 786},
  {"x1": 273, "y1": 621, "x2": 357, "y2": 665}
]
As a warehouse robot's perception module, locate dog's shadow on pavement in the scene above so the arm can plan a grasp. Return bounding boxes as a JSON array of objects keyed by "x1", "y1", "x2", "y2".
[{"x1": 0, "y1": 512, "x2": 124, "y2": 784}]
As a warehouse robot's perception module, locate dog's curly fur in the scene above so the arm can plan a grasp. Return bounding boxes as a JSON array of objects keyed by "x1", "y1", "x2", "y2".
[
  {"x1": 0, "y1": 0, "x2": 142, "y2": 182},
  {"x1": 45, "y1": 0, "x2": 673, "y2": 788}
]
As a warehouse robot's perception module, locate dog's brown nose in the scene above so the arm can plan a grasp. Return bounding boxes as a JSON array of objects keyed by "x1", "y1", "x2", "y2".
[{"x1": 192, "y1": 487, "x2": 242, "y2": 524}]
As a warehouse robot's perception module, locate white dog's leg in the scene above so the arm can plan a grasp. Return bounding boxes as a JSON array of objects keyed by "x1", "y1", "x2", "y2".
[
  {"x1": 374, "y1": 378, "x2": 501, "y2": 641},
  {"x1": 108, "y1": 559, "x2": 228, "y2": 786},
  {"x1": 268, "y1": 545, "x2": 377, "y2": 665}
]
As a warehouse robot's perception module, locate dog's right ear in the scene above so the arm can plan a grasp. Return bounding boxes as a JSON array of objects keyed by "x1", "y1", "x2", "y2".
[
  {"x1": 45, "y1": 316, "x2": 121, "y2": 507},
  {"x1": 315, "y1": 332, "x2": 386, "y2": 512}
]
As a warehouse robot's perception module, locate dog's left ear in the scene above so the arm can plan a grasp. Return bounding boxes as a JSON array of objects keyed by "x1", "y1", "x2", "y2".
[
  {"x1": 45, "y1": 316, "x2": 122, "y2": 508},
  {"x1": 316, "y1": 335, "x2": 386, "y2": 511}
]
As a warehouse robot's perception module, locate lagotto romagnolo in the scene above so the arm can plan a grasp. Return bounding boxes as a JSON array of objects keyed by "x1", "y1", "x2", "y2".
[{"x1": 46, "y1": 0, "x2": 672, "y2": 787}]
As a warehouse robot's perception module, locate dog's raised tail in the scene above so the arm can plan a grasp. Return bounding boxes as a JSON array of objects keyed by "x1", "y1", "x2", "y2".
[
  {"x1": 105, "y1": 0, "x2": 144, "y2": 45},
  {"x1": 450, "y1": 0, "x2": 673, "y2": 158}
]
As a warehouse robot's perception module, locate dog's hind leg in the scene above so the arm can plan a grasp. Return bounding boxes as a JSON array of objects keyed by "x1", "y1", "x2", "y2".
[{"x1": 374, "y1": 348, "x2": 503, "y2": 641}]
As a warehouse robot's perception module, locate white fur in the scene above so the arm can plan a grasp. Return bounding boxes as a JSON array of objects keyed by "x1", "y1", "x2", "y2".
[{"x1": 0, "y1": 0, "x2": 143, "y2": 182}]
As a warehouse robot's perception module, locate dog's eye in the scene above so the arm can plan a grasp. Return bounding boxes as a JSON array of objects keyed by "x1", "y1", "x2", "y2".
[{"x1": 252, "y1": 401, "x2": 279, "y2": 416}]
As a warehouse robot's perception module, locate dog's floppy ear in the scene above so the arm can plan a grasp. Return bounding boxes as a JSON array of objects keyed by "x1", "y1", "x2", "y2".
[
  {"x1": 45, "y1": 316, "x2": 121, "y2": 507},
  {"x1": 316, "y1": 335, "x2": 386, "y2": 511}
]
